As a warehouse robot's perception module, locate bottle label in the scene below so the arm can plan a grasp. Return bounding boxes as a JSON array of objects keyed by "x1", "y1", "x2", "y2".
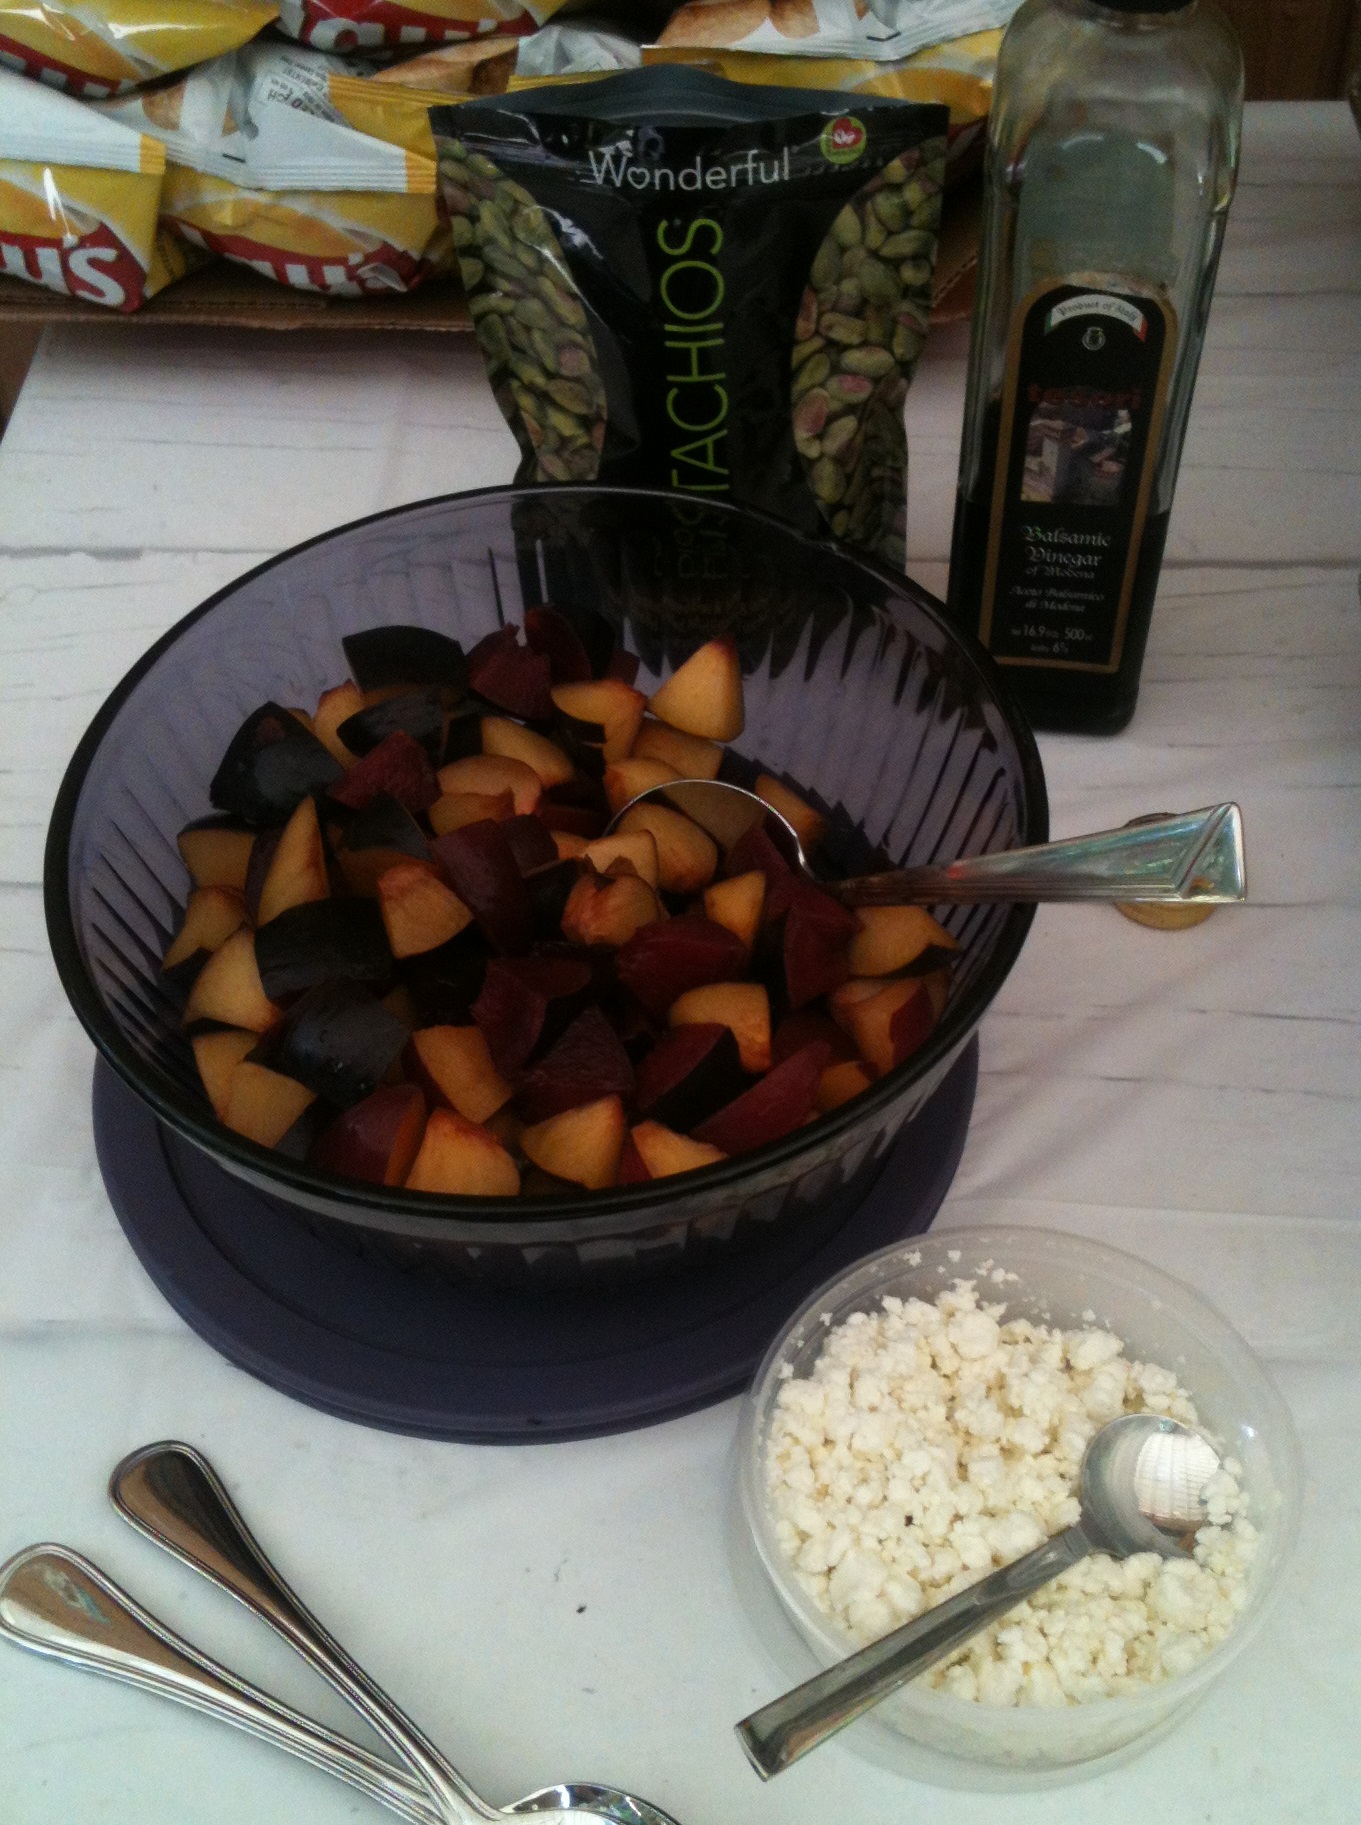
[{"x1": 977, "y1": 281, "x2": 1176, "y2": 674}]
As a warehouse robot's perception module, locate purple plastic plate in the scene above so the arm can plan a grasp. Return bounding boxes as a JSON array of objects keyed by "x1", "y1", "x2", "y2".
[{"x1": 93, "y1": 1038, "x2": 976, "y2": 1444}]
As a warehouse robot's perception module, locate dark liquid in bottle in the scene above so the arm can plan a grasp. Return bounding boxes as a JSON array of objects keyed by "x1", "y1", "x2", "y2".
[{"x1": 948, "y1": 397, "x2": 1171, "y2": 737}]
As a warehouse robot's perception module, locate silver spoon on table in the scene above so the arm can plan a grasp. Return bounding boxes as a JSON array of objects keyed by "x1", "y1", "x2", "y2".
[
  {"x1": 609, "y1": 780, "x2": 1245, "y2": 906},
  {"x1": 0, "y1": 1545, "x2": 655, "y2": 1825},
  {"x1": 735, "y1": 1412, "x2": 1223, "y2": 1778},
  {"x1": 107, "y1": 1441, "x2": 678, "y2": 1825}
]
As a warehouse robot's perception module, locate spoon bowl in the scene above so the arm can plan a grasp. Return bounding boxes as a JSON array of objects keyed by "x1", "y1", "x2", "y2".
[{"x1": 607, "y1": 780, "x2": 1245, "y2": 906}]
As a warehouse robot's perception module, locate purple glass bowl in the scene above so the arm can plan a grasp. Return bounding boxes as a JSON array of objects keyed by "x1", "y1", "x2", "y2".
[{"x1": 45, "y1": 486, "x2": 1046, "y2": 1288}]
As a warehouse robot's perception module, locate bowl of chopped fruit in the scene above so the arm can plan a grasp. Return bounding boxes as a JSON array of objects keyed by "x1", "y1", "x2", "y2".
[
  {"x1": 45, "y1": 486, "x2": 1045, "y2": 1287},
  {"x1": 738, "y1": 1225, "x2": 1303, "y2": 1784}
]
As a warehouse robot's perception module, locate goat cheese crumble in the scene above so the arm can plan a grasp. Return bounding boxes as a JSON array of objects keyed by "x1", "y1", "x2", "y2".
[{"x1": 764, "y1": 1280, "x2": 1257, "y2": 1706}]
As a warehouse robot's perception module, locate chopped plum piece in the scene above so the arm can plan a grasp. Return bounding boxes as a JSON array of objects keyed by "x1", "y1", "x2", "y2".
[
  {"x1": 431, "y1": 818, "x2": 534, "y2": 955},
  {"x1": 312, "y1": 681, "x2": 364, "y2": 765},
  {"x1": 755, "y1": 774, "x2": 826, "y2": 852},
  {"x1": 311, "y1": 1082, "x2": 426, "y2": 1186},
  {"x1": 328, "y1": 729, "x2": 441, "y2": 815},
  {"x1": 668, "y1": 980, "x2": 771, "y2": 1074},
  {"x1": 631, "y1": 719, "x2": 723, "y2": 780},
  {"x1": 429, "y1": 789, "x2": 516, "y2": 835},
  {"x1": 848, "y1": 905, "x2": 960, "y2": 978},
  {"x1": 846, "y1": 977, "x2": 939, "y2": 1076},
  {"x1": 722, "y1": 823, "x2": 798, "y2": 920},
  {"x1": 405, "y1": 1106, "x2": 520, "y2": 1197},
  {"x1": 271, "y1": 981, "x2": 410, "y2": 1108},
  {"x1": 336, "y1": 688, "x2": 444, "y2": 763},
  {"x1": 703, "y1": 870, "x2": 765, "y2": 956},
  {"x1": 692, "y1": 1041, "x2": 830, "y2": 1156},
  {"x1": 500, "y1": 814, "x2": 559, "y2": 875},
  {"x1": 163, "y1": 886, "x2": 247, "y2": 973},
  {"x1": 210, "y1": 702, "x2": 344, "y2": 825},
  {"x1": 409, "y1": 1025, "x2": 512, "y2": 1124},
  {"x1": 336, "y1": 794, "x2": 431, "y2": 896},
  {"x1": 481, "y1": 717, "x2": 575, "y2": 788},
  {"x1": 815, "y1": 1059, "x2": 874, "y2": 1113},
  {"x1": 471, "y1": 957, "x2": 548, "y2": 1077},
  {"x1": 185, "y1": 928, "x2": 279, "y2": 1034},
  {"x1": 342, "y1": 624, "x2": 467, "y2": 695},
  {"x1": 437, "y1": 753, "x2": 542, "y2": 817},
  {"x1": 467, "y1": 626, "x2": 554, "y2": 720},
  {"x1": 632, "y1": 1022, "x2": 745, "y2": 1132},
  {"x1": 517, "y1": 1005, "x2": 634, "y2": 1123},
  {"x1": 603, "y1": 758, "x2": 679, "y2": 815},
  {"x1": 551, "y1": 679, "x2": 647, "y2": 763},
  {"x1": 221, "y1": 1063, "x2": 318, "y2": 1149},
  {"x1": 647, "y1": 638, "x2": 744, "y2": 741},
  {"x1": 614, "y1": 915, "x2": 746, "y2": 1018},
  {"x1": 582, "y1": 831, "x2": 659, "y2": 888},
  {"x1": 255, "y1": 898, "x2": 393, "y2": 1000},
  {"x1": 524, "y1": 606, "x2": 593, "y2": 684},
  {"x1": 520, "y1": 1094, "x2": 626, "y2": 1190},
  {"x1": 257, "y1": 795, "x2": 329, "y2": 926},
  {"x1": 783, "y1": 900, "x2": 852, "y2": 1010},
  {"x1": 561, "y1": 871, "x2": 661, "y2": 949},
  {"x1": 191, "y1": 1027, "x2": 258, "y2": 1119},
  {"x1": 615, "y1": 803, "x2": 717, "y2": 893},
  {"x1": 440, "y1": 702, "x2": 485, "y2": 765},
  {"x1": 376, "y1": 861, "x2": 474, "y2": 959},
  {"x1": 630, "y1": 1121, "x2": 726, "y2": 1178},
  {"x1": 177, "y1": 816, "x2": 255, "y2": 892}
]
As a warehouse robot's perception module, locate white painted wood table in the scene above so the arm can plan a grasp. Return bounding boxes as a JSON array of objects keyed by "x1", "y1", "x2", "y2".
[{"x1": 1, "y1": 100, "x2": 1358, "y2": 1825}]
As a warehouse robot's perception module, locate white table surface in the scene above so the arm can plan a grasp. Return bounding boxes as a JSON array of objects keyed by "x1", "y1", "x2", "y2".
[{"x1": 1, "y1": 99, "x2": 1359, "y2": 1825}]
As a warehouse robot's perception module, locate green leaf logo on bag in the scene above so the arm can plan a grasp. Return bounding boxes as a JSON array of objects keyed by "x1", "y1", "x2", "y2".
[{"x1": 820, "y1": 116, "x2": 867, "y2": 167}]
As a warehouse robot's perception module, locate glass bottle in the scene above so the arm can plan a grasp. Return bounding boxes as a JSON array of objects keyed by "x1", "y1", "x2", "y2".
[{"x1": 946, "y1": 0, "x2": 1243, "y2": 734}]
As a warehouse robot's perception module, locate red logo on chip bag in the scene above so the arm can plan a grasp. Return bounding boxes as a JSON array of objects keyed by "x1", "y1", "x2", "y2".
[{"x1": 0, "y1": 221, "x2": 146, "y2": 311}]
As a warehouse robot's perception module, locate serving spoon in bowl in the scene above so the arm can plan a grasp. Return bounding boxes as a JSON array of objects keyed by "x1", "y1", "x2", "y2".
[
  {"x1": 0, "y1": 1545, "x2": 665, "y2": 1825},
  {"x1": 735, "y1": 1412, "x2": 1224, "y2": 1777},
  {"x1": 608, "y1": 780, "x2": 1245, "y2": 907},
  {"x1": 102, "y1": 1442, "x2": 679, "y2": 1825}
]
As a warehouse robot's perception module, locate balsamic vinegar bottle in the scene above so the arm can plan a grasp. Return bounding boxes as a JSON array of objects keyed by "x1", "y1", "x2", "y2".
[{"x1": 947, "y1": 0, "x2": 1243, "y2": 734}]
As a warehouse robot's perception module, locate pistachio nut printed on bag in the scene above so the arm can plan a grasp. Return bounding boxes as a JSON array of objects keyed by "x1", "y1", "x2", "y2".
[{"x1": 432, "y1": 68, "x2": 947, "y2": 568}]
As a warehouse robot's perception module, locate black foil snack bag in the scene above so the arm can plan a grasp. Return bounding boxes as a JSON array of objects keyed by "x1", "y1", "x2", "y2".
[{"x1": 432, "y1": 69, "x2": 947, "y2": 569}]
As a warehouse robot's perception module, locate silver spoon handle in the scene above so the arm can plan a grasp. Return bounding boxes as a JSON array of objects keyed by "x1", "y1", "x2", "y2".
[
  {"x1": 835, "y1": 803, "x2": 1245, "y2": 906},
  {"x1": 0, "y1": 1544, "x2": 438, "y2": 1825},
  {"x1": 110, "y1": 1442, "x2": 496, "y2": 1825},
  {"x1": 735, "y1": 1523, "x2": 1091, "y2": 1778}
]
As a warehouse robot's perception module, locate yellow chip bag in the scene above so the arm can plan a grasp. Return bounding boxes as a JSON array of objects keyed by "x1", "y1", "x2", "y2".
[
  {"x1": 0, "y1": 0, "x2": 279, "y2": 98},
  {"x1": 93, "y1": 44, "x2": 449, "y2": 293},
  {"x1": 275, "y1": 0, "x2": 563, "y2": 53},
  {"x1": 0, "y1": 66, "x2": 189, "y2": 308},
  {"x1": 643, "y1": 29, "x2": 1004, "y2": 160}
]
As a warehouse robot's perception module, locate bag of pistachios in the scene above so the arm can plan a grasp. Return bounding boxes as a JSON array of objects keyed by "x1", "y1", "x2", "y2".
[{"x1": 431, "y1": 67, "x2": 946, "y2": 568}]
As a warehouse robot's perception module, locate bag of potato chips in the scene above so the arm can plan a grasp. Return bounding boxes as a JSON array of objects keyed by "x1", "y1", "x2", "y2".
[
  {"x1": 0, "y1": 66, "x2": 189, "y2": 309},
  {"x1": 657, "y1": 0, "x2": 1020, "y2": 63},
  {"x1": 92, "y1": 44, "x2": 450, "y2": 294},
  {"x1": 275, "y1": 0, "x2": 565, "y2": 52},
  {"x1": 0, "y1": 0, "x2": 278, "y2": 99}
]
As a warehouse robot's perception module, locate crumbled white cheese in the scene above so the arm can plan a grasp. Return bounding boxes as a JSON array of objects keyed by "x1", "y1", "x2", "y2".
[{"x1": 764, "y1": 1279, "x2": 1257, "y2": 1707}]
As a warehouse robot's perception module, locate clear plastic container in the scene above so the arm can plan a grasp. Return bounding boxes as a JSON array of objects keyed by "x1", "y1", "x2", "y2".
[{"x1": 736, "y1": 1225, "x2": 1303, "y2": 1786}]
